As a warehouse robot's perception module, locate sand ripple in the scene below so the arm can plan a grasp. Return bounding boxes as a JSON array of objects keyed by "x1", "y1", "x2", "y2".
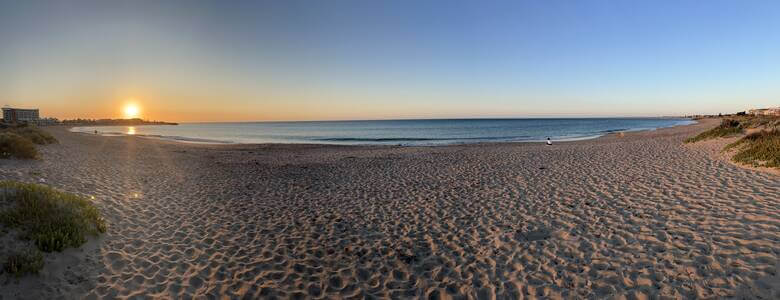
[{"x1": 0, "y1": 121, "x2": 777, "y2": 299}]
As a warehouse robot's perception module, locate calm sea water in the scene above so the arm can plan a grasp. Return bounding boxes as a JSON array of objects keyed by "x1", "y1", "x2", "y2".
[{"x1": 71, "y1": 118, "x2": 695, "y2": 146}]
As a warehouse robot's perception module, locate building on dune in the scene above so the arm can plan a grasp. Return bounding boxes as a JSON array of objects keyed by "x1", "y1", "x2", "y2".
[
  {"x1": 2, "y1": 106, "x2": 40, "y2": 124},
  {"x1": 748, "y1": 107, "x2": 780, "y2": 116}
]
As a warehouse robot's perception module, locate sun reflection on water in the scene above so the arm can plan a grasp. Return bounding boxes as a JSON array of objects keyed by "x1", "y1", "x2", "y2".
[{"x1": 127, "y1": 126, "x2": 136, "y2": 135}]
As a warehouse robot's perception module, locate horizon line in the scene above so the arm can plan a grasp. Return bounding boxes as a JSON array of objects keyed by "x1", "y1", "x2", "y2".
[{"x1": 58, "y1": 115, "x2": 701, "y2": 124}]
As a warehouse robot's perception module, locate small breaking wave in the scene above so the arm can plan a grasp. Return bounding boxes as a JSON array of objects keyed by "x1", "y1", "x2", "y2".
[{"x1": 314, "y1": 135, "x2": 533, "y2": 143}]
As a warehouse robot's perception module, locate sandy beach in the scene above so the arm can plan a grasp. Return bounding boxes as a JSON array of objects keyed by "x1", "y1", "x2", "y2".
[{"x1": 0, "y1": 119, "x2": 778, "y2": 299}]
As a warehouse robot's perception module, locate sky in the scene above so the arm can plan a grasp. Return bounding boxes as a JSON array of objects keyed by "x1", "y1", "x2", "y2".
[{"x1": 1, "y1": 0, "x2": 779, "y2": 122}]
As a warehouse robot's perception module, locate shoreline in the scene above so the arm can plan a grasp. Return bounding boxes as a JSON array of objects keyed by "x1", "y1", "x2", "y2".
[
  {"x1": 1, "y1": 118, "x2": 777, "y2": 299},
  {"x1": 65, "y1": 118, "x2": 699, "y2": 147}
]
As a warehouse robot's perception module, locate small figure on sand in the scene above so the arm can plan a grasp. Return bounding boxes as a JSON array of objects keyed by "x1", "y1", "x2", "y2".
[
  {"x1": 94, "y1": 130, "x2": 98, "y2": 135},
  {"x1": 546, "y1": 137, "x2": 552, "y2": 145}
]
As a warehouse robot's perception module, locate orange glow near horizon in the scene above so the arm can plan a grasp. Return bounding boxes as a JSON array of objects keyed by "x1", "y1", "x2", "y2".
[{"x1": 14, "y1": 91, "x2": 774, "y2": 123}]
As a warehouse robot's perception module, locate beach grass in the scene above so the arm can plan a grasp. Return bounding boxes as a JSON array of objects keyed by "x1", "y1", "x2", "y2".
[
  {"x1": 3, "y1": 250, "x2": 44, "y2": 278},
  {"x1": 7, "y1": 126, "x2": 58, "y2": 145},
  {"x1": 0, "y1": 181, "x2": 106, "y2": 253},
  {"x1": 0, "y1": 126, "x2": 57, "y2": 159},
  {"x1": 0, "y1": 133, "x2": 39, "y2": 159},
  {"x1": 734, "y1": 115, "x2": 780, "y2": 129},
  {"x1": 684, "y1": 119, "x2": 743, "y2": 143},
  {"x1": 724, "y1": 129, "x2": 780, "y2": 168}
]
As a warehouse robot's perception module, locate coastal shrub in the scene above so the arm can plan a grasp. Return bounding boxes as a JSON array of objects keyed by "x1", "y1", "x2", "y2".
[
  {"x1": 0, "y1": 132, "x2": 38, "y2": 159},
  {"x1": 3, "y1": 250, "x2": 44, "y2": 277},
  {"x1": 0, "y1": 181, "x2": 106, "y2": 253},
  {"x1": 8, "y1": 127, "x2": 57, "y2": 145},
  {"x1": 725, "y1": 129, "x2": 780, "y2": 168},
  {"x1": 684, "y1": 119, "x2": 743, "y2": 143},
  {"x1": 735, "y1": 115, "x2": 780, "y2": 129}
]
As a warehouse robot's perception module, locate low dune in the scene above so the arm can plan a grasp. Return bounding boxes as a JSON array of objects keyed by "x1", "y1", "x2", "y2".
[{"x1": 0, "y1": 119, "x2": 777, "y2": 299}]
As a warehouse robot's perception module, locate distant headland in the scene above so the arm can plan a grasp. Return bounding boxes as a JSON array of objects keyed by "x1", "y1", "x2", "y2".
[{"x1": 61, "y1": 118, "x2": 178, "y2": 126}]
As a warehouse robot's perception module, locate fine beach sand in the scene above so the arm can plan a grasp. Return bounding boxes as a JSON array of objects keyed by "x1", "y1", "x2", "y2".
[{"x1": 1, "y1": 119, "x2": 778, "y2": 299}]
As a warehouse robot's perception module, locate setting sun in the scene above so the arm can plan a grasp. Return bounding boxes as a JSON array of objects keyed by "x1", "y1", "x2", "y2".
[{"x1": 123, "y1": 103, "x2": 140, "y2": 119}]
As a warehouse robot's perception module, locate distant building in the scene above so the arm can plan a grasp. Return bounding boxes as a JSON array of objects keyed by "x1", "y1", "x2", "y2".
[
  {"x1": 748, "y1": 107, "x2": 780, "y2": 116},
  {"x1": 37, "y1": 117, "x2": 60, "y2": 126},
  {"x1": 2, "y1": 106, "x2": 40, "y2": 124}
]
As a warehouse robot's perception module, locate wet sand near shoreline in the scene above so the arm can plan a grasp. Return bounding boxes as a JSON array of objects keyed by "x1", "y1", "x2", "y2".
[{"x1": 1, "y1": 119, "x2": 778, "y2": 299}]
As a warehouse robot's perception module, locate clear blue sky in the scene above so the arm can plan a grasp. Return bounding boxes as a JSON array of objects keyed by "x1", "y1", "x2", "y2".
[{"x1": 1, "y1": 0, "x2": 778, "y2": 121}]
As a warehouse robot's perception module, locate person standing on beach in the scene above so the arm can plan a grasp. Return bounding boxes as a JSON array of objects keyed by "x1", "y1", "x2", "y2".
[{"x1": 546, "y1": 137, "x2": 552, "y2": 145}]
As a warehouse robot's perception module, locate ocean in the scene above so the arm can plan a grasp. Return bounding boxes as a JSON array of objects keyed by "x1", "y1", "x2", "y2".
[{"x1": 70, "y1": 118, "x2": 696, "y2": 146}]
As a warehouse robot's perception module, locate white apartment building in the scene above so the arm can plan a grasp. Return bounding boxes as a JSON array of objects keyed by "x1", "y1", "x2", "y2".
[{"x1": 2, "y1": 107, "x2": 40, "y2": 123}]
